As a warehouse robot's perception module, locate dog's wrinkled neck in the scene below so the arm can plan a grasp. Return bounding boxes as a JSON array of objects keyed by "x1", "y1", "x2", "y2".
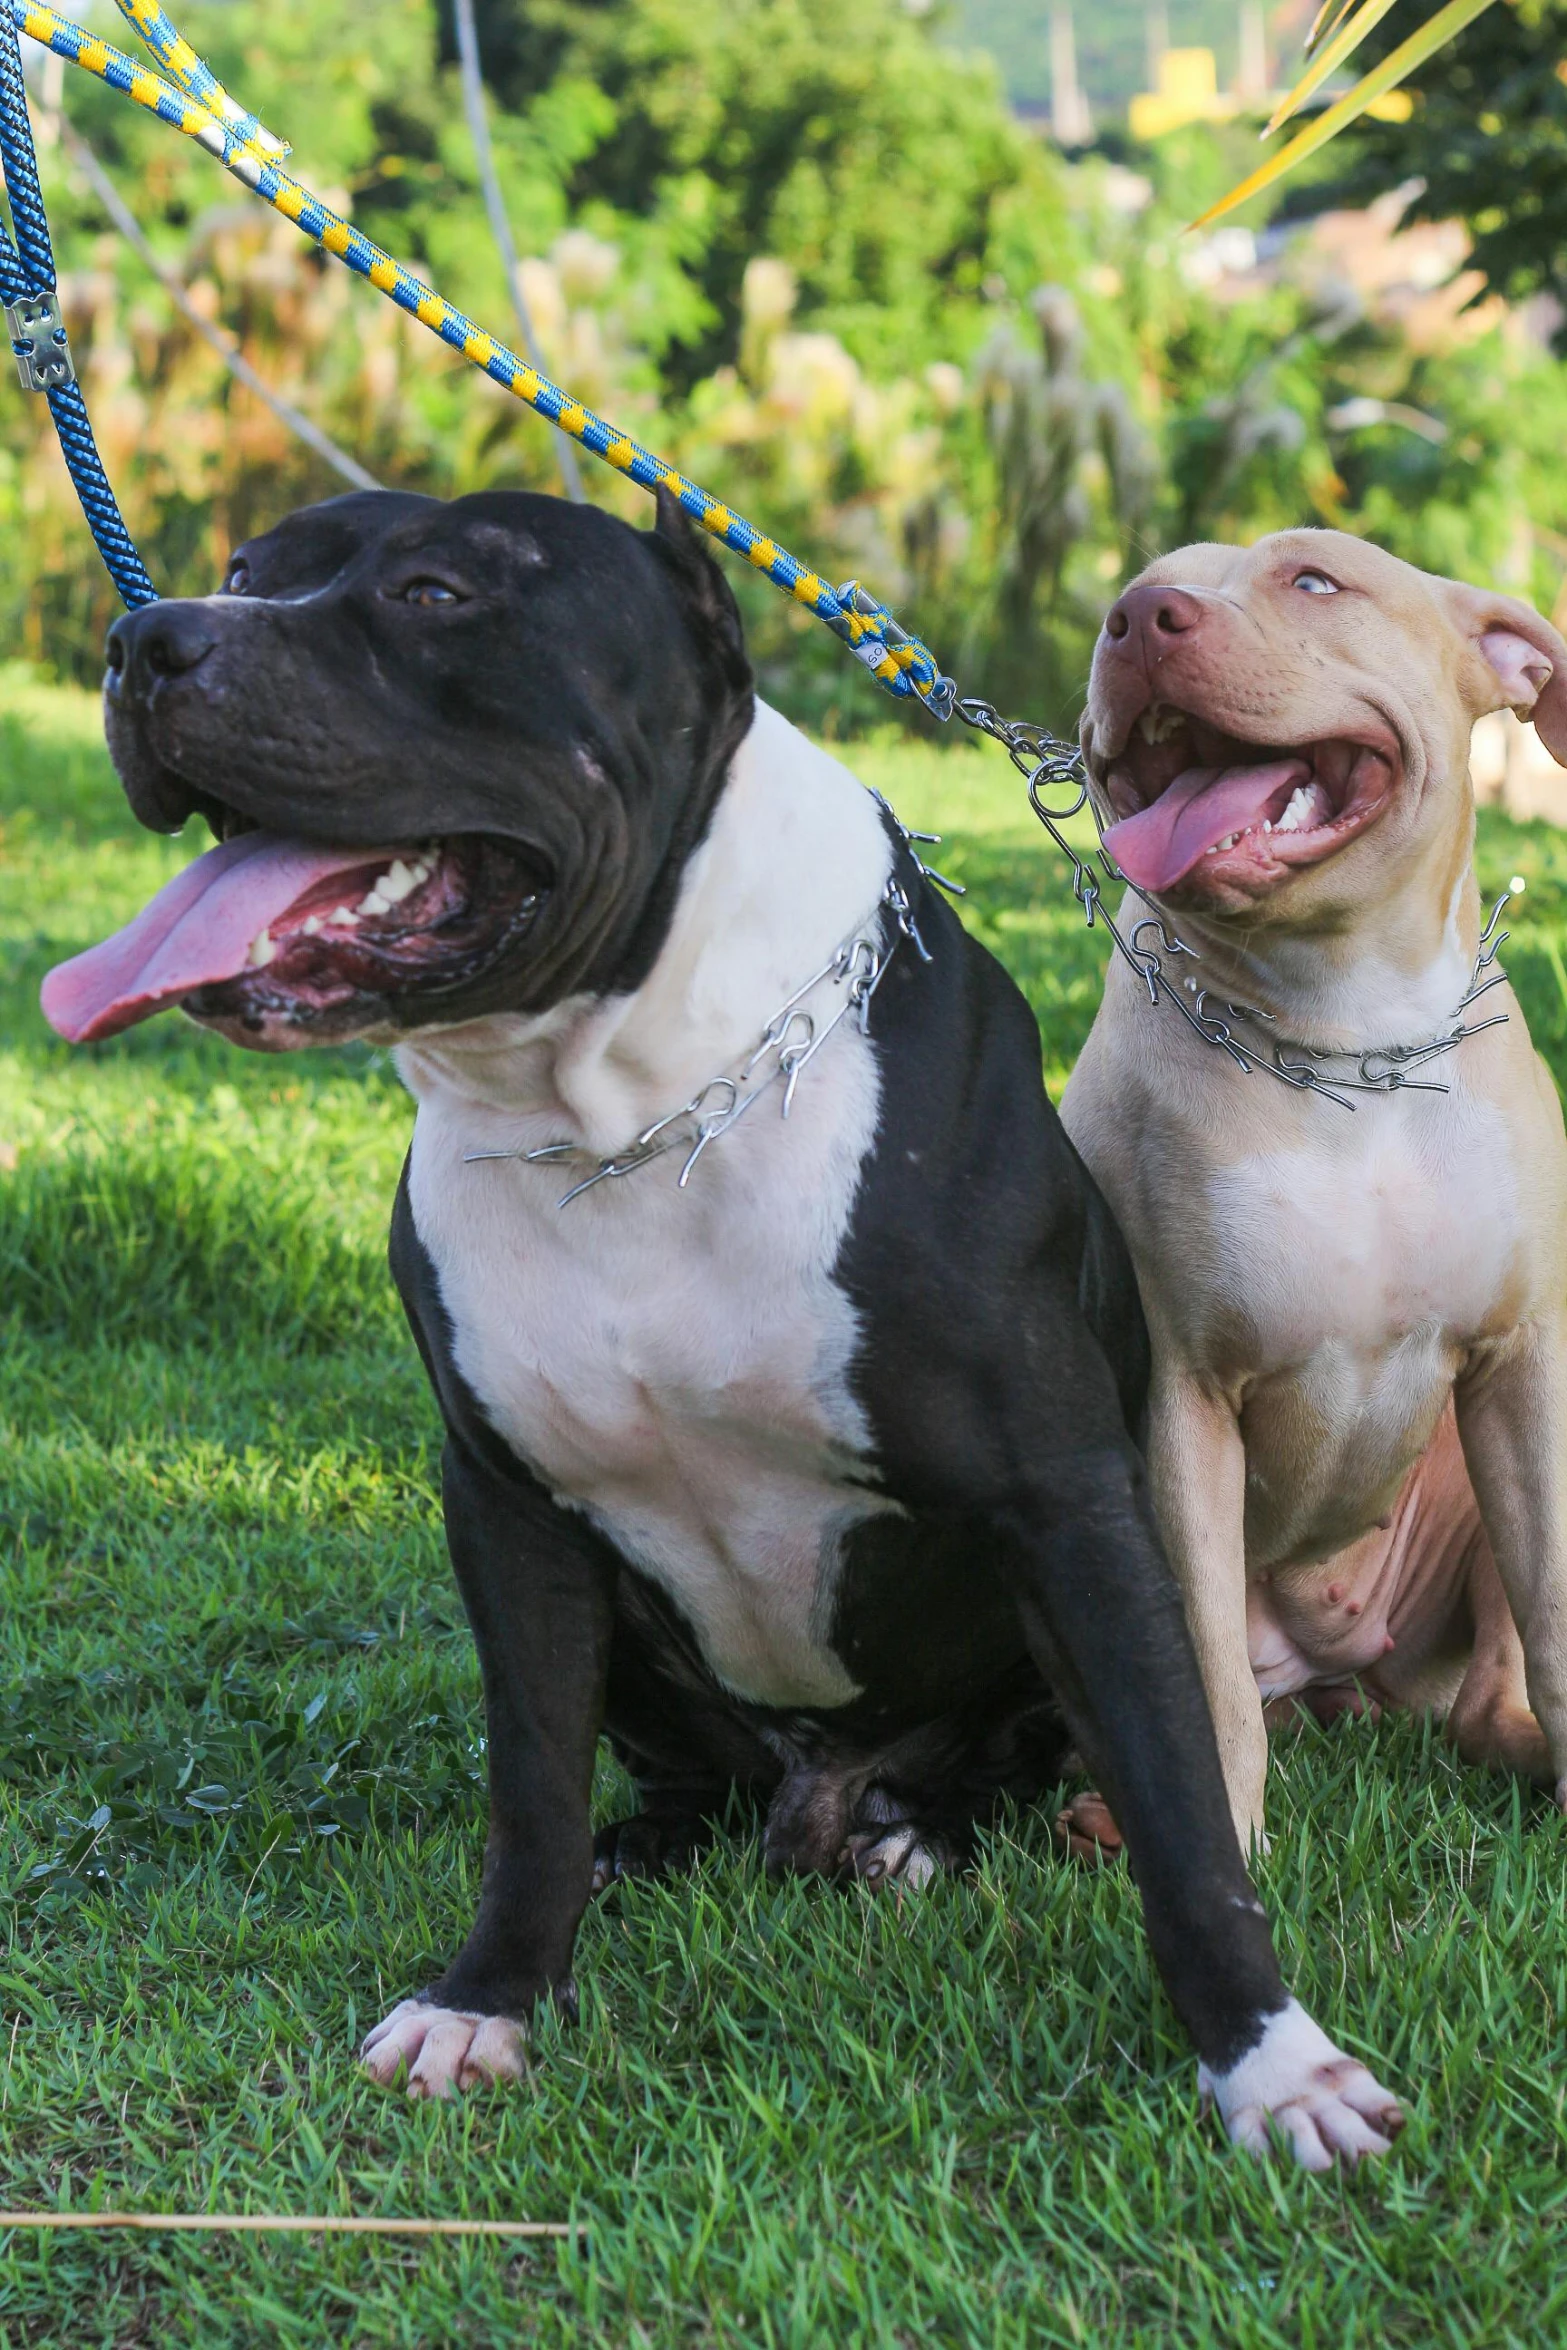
[{"x1": 394, "y1": 701, "x2": 893, "y2": 1154}]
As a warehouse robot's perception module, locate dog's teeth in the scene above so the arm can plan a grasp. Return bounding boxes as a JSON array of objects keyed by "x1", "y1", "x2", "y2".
[
  {"x1": 1274, "y1": 785, "x2": 1317, "y2": 834},
  {"x1": 247, "y1": 931, "x2": 276, "y2": 967},
  {"x1": 1138, "y1": 704, "x2": 1185, "y2": 746},
  {"x1": 358, "y1": 888, "x2": 391, "y2": 916},
  {"x1": 378, "y1": 859, "x2": 420, "y2": 904},
  {"x1": 325, "y1": 904, "x2": 359, "y2": 927},
  {"x1": 301, "y1": 915, "x2": 322, "y2": 936}
]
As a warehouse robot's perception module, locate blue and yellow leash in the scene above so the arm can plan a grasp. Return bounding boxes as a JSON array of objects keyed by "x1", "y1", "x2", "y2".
[
  {"x1": 2, "y1": 0, "x2": 954, "y2": 714},
  {"x1": 0, "y1": 7, "x2": 155, "y2": 604}
]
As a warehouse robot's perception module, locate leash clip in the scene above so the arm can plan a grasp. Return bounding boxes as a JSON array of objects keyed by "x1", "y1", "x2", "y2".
[{"x1": 6, "y1": 289, "x2": 75, "y2": 392}]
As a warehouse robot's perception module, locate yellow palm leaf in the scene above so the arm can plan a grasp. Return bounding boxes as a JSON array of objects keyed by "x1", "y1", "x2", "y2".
[
  {"x1": 1302, "y1": 0, "x2": 1363, "y2": 56},
  {"x1": 1265, "y1": 0, "x2": 1403, "y2": 135},
  {"x1": 1190, "y1": 0, "x2": 1501, "y2": 232}
]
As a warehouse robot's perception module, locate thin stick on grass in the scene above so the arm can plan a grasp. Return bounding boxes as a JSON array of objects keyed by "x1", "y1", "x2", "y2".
[{"x1": 0, "y1": 2212, "x2": 582, "y2": 2238}]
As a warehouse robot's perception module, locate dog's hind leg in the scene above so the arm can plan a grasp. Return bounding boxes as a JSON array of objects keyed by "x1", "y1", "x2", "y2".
[
  {"x1": 1447, "y1": 1527, "x2": 1552, "y2": 1781},
  {"x1": 593, "y1": 1600, "x2": 782, "y2": 1890},
  {"x1": 1456, "y1": 1315, "x2": 1567, "y2": 1808}
]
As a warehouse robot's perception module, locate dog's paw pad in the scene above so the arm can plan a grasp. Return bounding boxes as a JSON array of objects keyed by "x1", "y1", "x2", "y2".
[
  {"x1": 1200, "y1": 2000, "x2": 1403, "y2": 2171},
  {"x1": 359, "y1": 1999, "x2": 526, "y2": 2098},
  {"x1": 1052, "y1": 1790, "x2": 1125, "y2": 1866}
]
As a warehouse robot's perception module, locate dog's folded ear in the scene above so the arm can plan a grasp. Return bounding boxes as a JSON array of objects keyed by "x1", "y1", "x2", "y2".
[
  {"x1": 1442, "y1": 582, "x2": 1567, "y2": 767},
  {"x1": 648, "y1": 487, "x2": 752, "y2": 702}
]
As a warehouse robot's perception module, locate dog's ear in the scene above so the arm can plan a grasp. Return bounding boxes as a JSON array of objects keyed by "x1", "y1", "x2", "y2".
[
  {"x1": 1441, "y1": 581, "x2": 1567, "y2": 767},
  {"x1": 648, "y1": 487, "x2": 751, "y2": 696}
]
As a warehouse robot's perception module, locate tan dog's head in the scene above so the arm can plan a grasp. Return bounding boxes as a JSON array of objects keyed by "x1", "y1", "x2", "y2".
[{"x1": 1081, "y1": 529, "x2": 1567, "y2": 925}]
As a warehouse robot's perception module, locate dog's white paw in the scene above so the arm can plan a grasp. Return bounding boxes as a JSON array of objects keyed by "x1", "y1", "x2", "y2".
[
  {"x1": 360, "y1": 1999, "x2": 526, "y2": 2098},
  {"x1": 1199, "y1": 1999, "x2": 1404, "y2": 2171}
]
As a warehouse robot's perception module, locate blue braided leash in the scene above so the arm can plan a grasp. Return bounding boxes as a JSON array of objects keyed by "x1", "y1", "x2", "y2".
[{"x1": 0, "y1": 11, "x2": 156, "y2": 604}]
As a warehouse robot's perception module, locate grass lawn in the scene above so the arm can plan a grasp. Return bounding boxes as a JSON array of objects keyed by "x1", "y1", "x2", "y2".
[{"x1": 3, "y1": 664, "x2": 1567, "y2": 2347}]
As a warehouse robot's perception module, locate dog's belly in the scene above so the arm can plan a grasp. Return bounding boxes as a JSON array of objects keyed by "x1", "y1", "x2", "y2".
[
  {"x1": 406, "y1": 1023, "x2": 893, "y2": 1712},
  {"x1": 1245, "y1": 1403, "x2": 1481, "y2": 1700}
]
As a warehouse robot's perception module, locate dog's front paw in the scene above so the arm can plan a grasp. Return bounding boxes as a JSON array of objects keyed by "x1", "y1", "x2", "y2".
[
  {"x1": 360, "y1": 1998, "x2": 527, "y2": 2098},
  {"x1": 1199, "y1": 1999, "x2": 1404, "y2": 2171}
]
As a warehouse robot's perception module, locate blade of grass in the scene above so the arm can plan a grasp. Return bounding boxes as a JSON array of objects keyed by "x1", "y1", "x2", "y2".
[
  {"x1": 0, "y1": 2211, "x2": 580, "y2": 2237},
  {"x1": 1191, "y1": 0, "x2": 1501, "y2": 232}
]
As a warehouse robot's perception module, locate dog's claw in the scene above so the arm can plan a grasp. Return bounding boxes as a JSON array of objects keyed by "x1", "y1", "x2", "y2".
[{"x1": 360, "y1": 1998, "x2": 526, "y2": 2097}]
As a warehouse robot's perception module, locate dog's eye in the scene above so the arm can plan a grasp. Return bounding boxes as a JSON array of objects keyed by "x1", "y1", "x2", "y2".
[
  {"x1": 401, "y1": 579, "x2": 462, "y2": 607},
  {"x1": 222, "y1": 560, "x2": 250, "y2": 596},
  {"x1": 1293, "y1": 570, "x2": 1340, "y2": 596}
]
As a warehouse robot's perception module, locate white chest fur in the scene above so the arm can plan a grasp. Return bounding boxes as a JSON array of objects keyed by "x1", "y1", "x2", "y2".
[
  {"x1": 397, "y1": 704, "x2": 899, "y2": 1710},
  {"x1": 1204, "y1": 1083, "x2": 1521, "y2": 1377},
  {"x1": 1191, "y1": 1067, "x2": 1525, "y2": 1557}
]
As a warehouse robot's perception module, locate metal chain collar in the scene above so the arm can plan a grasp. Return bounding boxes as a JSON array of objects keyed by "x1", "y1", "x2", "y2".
[
  {"x1": 466, "y1": 819, "x2": 958, "y2": 1207},
  {"x1": 951, "y1": 696, "x2": 1511, "y2": 1116}
]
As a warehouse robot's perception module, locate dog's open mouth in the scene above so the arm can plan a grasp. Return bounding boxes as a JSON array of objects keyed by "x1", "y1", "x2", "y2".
[
  {"x1": 1096, "y1": 705, "x2": 1398, "y2": 895},
  {"x1": 41, "y1": 818, "x2": 548, "y2": 1049}
]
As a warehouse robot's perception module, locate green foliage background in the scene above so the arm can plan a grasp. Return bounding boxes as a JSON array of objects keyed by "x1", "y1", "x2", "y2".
[{"x1": 5, "y1": 0, "x2": 1567, "y2": 733}]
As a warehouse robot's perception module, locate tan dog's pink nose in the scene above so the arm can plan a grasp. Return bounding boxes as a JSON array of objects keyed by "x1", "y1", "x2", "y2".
[{"x1": 1103, "y1": 583, "x2": 1205, "y2": 662}]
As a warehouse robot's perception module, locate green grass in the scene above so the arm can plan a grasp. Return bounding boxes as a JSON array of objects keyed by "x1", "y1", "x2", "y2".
[{"x1": 4, "y1": 667, "x2": 1567, "y2": 2347}]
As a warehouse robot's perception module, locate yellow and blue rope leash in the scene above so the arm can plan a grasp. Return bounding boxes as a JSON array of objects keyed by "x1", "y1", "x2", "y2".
[{"x1": 3, "y1": 0, "x2": 955, "y2": 715}]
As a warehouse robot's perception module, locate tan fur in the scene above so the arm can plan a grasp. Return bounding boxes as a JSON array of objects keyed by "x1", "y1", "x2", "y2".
[{"x1": 1061, "y1": 529, "x2": 1567, "y2": 1847}]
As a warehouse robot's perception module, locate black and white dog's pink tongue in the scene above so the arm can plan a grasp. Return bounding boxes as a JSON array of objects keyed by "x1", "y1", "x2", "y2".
[
  {"x1": 1102, "y1": 758, "x2": 1310, "y2": 892},
  {"x1": 40, "y1": 832, "x2": 386, "y2": 1043}
]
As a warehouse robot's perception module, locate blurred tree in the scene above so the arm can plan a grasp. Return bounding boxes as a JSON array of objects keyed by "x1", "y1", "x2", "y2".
[{"x1": 432, "y1": 0, "x2": 1055, "y2": 387}]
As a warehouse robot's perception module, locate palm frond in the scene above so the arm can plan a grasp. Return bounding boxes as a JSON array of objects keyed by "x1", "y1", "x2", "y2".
[
  {"x1": 1265, "y1": 0, "x2": 1402, "y2": 136},
  {"x1": 1190, "y1": 0, "x2": 1501, "y2": 233}
]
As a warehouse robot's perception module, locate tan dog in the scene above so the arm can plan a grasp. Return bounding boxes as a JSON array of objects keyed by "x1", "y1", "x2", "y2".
[{"x1": 1059, "y1": 528, "x2": 1567, "y2": 1853}]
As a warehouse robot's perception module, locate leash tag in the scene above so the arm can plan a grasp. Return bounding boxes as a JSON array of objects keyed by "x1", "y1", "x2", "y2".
[{"x1": 6, "y1": 291, "x2": 76, "y2": 392}]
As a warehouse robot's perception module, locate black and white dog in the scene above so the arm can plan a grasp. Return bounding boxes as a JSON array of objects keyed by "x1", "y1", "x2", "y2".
[{"x1": 43, "y1": 489, "x2": 1402, "y2": 2165}]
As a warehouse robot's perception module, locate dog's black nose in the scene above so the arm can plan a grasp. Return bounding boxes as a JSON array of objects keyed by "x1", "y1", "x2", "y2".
[
  {"x1": 1104, "y1": 583, "x2": 1205, "y2": 650},
  {"x1": 106, "y1": 601, "x2": 218, "y2": 696}
]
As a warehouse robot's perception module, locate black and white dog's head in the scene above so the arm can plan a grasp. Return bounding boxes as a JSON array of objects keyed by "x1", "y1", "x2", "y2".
[{"x1": 43, "y1": 488, "x2": 753, "y2": 1049}]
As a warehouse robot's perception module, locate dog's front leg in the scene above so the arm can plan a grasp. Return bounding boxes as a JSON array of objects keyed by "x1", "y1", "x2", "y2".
[
  {"x1": 361, "y1": 1430, "x2": 619, "y2": 2098},
  {"x1": 1146, "y1": 1371, "x2": 1267, "y2": 1851},
  {"x1": 1005, "y1": 1447, "x2": 1401, "y2": 2165},
  {"x1": 1455, "y1": 1316, "x2": 1567, "y2": 1805}
]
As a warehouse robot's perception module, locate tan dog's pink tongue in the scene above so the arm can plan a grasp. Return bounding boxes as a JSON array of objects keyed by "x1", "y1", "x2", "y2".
[
  {"x1": 1102, "y1": 758, "x2": 1310, "y2": 891},
  {"x1": 40, "y1": 831, "x2": 391, "y2": 1044}
]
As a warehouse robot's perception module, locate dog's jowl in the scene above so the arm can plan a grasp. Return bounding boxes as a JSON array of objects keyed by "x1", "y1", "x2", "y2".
[{"x1": 45, "y1": 489, "x2": 1401, "y2": 2164}]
